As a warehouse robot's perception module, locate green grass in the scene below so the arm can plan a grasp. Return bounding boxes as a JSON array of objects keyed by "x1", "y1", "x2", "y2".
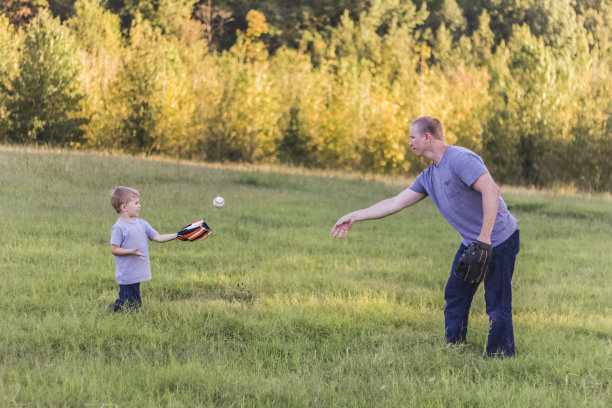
[{"x1": 1, "y1": 147, "x2": 610, "y2": 407}]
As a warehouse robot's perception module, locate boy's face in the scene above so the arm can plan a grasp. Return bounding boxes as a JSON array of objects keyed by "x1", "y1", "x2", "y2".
[{"x1": 121, "y1": 196, "x2": 141, "y2": 218}]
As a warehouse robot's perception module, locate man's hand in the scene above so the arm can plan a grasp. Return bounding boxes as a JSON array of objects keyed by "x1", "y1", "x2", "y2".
[
  {"x1": 330, "y1": 189, "x2": 426, "y2": 239},
  {"x1": 331, "y1": 214, "x2": 356, "y2": 239},
  {"x1": 455, "y1": 241, "x2": 492, "y2": 283}
]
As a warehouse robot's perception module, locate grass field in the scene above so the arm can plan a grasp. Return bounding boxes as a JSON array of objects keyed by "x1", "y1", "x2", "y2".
[{"x1": 1, "y1": 147, "x2": 610, "y2": 407}]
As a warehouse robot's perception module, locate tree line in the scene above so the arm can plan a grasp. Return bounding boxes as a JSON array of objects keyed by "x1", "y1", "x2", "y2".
[{"x1": 0, "y1": 0, "x2": 610, "y2": 191}]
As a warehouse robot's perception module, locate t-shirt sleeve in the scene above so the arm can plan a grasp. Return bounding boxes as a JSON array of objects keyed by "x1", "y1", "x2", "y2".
[
  {"x1": 110, "y1": 225, "x2": 123, "y2": 246},
  {"x1": 409, "y1": 171, "x2": 428, "y2": 195},
  {"x1": 142, "y1": 220, "x2": 159, "y2": 240},
  {"x1": 453, "y1": 150, "x2": 489, "y2": 188}
]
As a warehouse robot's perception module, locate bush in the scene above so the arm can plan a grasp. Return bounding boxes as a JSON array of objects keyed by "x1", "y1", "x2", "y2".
[
  {"x1": 5, "y1": 9, "x2": 86, "y2": 145},
  {"x1": 0, "y1": 16, "x2": 20, "y2": 142}
]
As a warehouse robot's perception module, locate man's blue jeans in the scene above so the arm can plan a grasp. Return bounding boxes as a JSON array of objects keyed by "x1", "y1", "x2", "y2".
[{"x1": 444, "y1": 229, "x2": 520, "y2": 356}]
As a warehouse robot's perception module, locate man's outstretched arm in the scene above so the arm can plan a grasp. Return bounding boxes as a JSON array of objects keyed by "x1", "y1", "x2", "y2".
[{"x1": 331, "y1": 188, "x2": 426, "y2": 239}]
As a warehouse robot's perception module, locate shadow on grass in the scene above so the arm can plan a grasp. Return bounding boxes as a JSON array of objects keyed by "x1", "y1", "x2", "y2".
[
  {"x1": 154, "y1": 281, "x2": 255, "y2": 306},
  {"x1": 507, "y1": 202, "x2": 612, "y2": 221}
]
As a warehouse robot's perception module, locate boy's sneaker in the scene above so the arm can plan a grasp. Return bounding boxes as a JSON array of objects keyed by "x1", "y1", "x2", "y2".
[{"x1": 111, "y1": 299, "x2": 124, "y2": 312}]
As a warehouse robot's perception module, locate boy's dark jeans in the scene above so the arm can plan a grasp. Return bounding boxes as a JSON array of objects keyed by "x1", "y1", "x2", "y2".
[
  {"x1": 444, "y1": 229, "x2": 520, "y2": 357},
  {"x1": 112, "y1": 283, "x2": 142, "y2": 311}
]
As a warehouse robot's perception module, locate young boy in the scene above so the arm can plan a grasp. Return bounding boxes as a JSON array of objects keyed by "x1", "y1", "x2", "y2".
[{"x1": 109, "y1": 186, "x2": 177, "y2": 311}]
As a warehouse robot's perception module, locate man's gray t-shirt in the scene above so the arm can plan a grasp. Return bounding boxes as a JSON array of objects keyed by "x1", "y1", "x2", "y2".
[
  {"x1": 409, "y1": 146, "x2": 517, "y2": 247},
  {"x1": 110, "y1": 218, "x2": 159, "y2": 285}
]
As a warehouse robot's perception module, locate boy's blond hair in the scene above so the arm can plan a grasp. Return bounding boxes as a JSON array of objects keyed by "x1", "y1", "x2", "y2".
[{"x1": 110, "y1": 186, "x2": 140, "y2": 213}]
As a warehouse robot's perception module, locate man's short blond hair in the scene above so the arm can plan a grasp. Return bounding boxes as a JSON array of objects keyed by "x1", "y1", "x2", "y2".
[
  {"x1": 412, "y1": 116, "x2": 444, "y2": 141},
  {"x1": 110, "y1": 186, "x2": 139, "y2": 213}
]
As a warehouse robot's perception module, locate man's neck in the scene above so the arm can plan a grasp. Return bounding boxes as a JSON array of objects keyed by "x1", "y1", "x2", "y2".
[{"x1": 430, "y1": 143, "x2": 448, "y2": 166}]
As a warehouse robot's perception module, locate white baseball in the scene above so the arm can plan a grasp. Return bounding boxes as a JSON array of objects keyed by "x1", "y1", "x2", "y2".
[{"x1": 213, "y1": 196, "x2": 225, "y2": 208}]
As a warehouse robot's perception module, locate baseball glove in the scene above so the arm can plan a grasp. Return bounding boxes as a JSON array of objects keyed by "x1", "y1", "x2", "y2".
[
  {"x1": 177, "y1": 219, "x2": 211, "y2": 242},
  {"x1": 454, "y1": 241, "x2": 492, "y2": 283}
]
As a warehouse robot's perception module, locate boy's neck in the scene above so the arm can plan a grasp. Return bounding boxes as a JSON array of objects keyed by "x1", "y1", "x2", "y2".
[{"x1": 119, "y1": 213, "x2": 136, "y2": 222}]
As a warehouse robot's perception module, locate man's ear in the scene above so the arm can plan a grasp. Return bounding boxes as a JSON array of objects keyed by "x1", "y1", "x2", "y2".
[{"x1": 424, "y1": 132, "x2": 432, "y2": 143}]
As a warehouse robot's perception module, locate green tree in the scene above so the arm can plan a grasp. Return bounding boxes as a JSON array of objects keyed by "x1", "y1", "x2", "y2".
[
  {"x1": 0, "y1": 0, "x2": 48, "y2": 28},
  {"x1": 206, "y1": 0, "x2": 370, "y2": 50},
  {"x1": 295, "y1": 1, "x2": 431, "y2": 172},
  {"x1": 200, "y1": 10, "x2": 282, "y2": 162},
  {"x1": 482, "y1": 23, "x2": 583, "y2": 186},
  {"x1": 109, "y1": 16, "x2": 197, "y2": 156},
  {"x1": 67, "y1": 0, "x2": 122, "y2": 148},
  {"x1": 6, "y1": 9, "x2": 86, "y2": 144},
  {"x1": 48, "y1": 0, "x2": 78, "y2": 20},
  {"x1": 269, "y1": 47, "x2": 317, "y2": 166},
  {"x1": 120, "y1": 0, "x2": 197, "y2": 36},
  {"x1": 0, "y1": 16, "x2": 21, "y2": 141}
]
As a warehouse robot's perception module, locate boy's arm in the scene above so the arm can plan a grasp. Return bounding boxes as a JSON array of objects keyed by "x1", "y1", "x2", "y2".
[
  {"x1": 110, "y1": 244, "x2": 146, "y2": 261},
  {"x1": 152, "y1": 233, "x2": 178, "y2": 243}
]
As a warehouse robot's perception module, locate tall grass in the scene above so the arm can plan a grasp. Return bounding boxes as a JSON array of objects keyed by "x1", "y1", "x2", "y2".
[{"x1": 0, "y1": 147, "x2": 610, "y2": 407}]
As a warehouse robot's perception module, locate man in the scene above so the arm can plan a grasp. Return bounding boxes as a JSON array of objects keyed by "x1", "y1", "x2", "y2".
[{"x1": 331, "y1": 116, "x2": 519, "y2": 357}]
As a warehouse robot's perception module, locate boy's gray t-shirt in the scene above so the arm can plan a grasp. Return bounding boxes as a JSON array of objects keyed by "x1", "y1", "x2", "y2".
[
  {"x1": 409, "y1": 146, "x2": 518, "y2": 247},
  {"x1": 110, "y1": 218, "x2": 159, "y2": 285}
]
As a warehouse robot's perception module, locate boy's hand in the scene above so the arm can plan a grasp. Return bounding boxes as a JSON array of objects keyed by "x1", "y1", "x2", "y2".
[
  {"x1": 132, "y1": 249, "x2": 146, "y2": 261},
  {"x1": 177, "y1": 219, "x2": 211, "y2": 241},
  {"x1": 111, "y1": 245, "x2": 146, "y2": 260}
]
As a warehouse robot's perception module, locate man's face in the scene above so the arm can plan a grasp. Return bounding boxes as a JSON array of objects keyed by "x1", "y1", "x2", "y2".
[
  {"x1": 409, "y1": 126, "x2": 427, "y2": 156},
  {"x1": 123, "y1": 196, "x2": 141, "y2": 218}
]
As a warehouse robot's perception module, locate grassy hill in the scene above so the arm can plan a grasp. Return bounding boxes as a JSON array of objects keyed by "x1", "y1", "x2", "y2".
[{"x1": 0, "y1": 147, "x2": 610, "y2": 407}]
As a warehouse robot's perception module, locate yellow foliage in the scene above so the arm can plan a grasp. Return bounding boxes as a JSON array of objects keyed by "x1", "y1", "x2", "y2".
[
  {"x1": 245, "y1": 10, "x2": 268, "y2": 39},
  {"x1": 33, "y1": 2, "x2": 608, "y2": 189}
]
